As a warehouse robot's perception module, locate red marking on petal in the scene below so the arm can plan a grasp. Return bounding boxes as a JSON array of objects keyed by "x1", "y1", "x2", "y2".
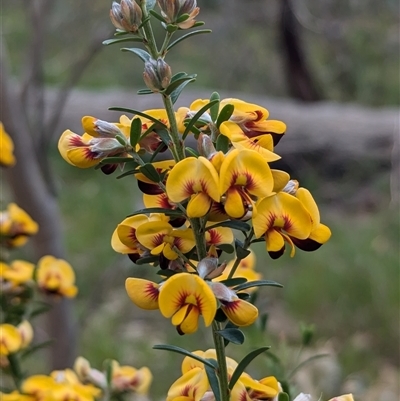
[
  {"x1": 207, "y1": 229, "x2": 222, "y2": 245},
  {"x1": 69, "y1": 136, "x2": 86, "y2": 147},
  {"x1": 144, "y1": 283, "x2": 159, "y2": 301}
]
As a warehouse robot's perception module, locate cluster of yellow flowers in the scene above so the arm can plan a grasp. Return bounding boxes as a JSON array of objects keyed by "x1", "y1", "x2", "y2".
[
  {"x1": 1, "y1": 357, "x2": 152, "y2": 401},
  {"x1": 166, "y1": 349, "x2": 354, "y2": 401}
]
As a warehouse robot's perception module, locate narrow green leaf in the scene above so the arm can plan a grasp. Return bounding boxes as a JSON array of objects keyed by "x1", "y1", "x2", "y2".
[
  {"x1": 99, "y1": 156, "x2": 135, "y2": 165},
  {"x1": 209, "y1": 92, "x2": 220, "y2": 121},
  {"x1": 156, "y1": 269, "x2": 176, "y2": 277},
  {"x1": 278, "y1": 393, "x2": 290, "y2": 401},
  {"x1": 135, "y1": 255, "x2": 160, "y2": 265},
  {"x1": 170, "y1": 71, "x2": 189, "y2": 83},
  {"x1": 149, "y1": 9, "x2": 167, "y2": 23},
  {"x1": 116, "y1": 169, "x2": 140, "y2": 179},
  {"x1": 29, "y1": 302, "x2": 52, "y2": 318},
  {"x1": 185, "y1": 147, "x2": 199, "y2": 157},
  {"x1": 121, "y1": 47, "x2": 151, "y2": 61},
  {"x1": 229, "y1": 347, "x2": 270, "y2": 390},
  {"x1": 103, "y1": 359, "x2": 113, "y2": 387},
  {"x1": 204, "y1": 361, "x2": 221, "y2": 401},
  {"x1": 216, "y1": 328, "x2": 245, "y2": 345},
  {"x1": 218, "y1": 277, "x2": 247, "y2": 287},
  {"x1": 206, "y1": 220, "x2": 250, "y2": 233},
  {"x1": 146, "y1": 0, "x2": 157, "y2": 11},
  {"x1": 233, "y1": 280, "x2": 283, "y2": 292},
  {"x1": 235, "y1": 241, "x2": 251, "y2": 259},
  {"x1": 182, "y1": 99, "x2": 219, "y2": 140},
  {"x1": 176, "y1": 13, "x2": 190, "y2": 24},
  {"x1": 215, "y1": 134, "x2": 230, "y2": 152},
  {"x1": 166, "y1": 29, "x2": 212, "y2": 51},
  {"x1": 192, "y1": 21, "x2": 205, "y2": 28},
  {"x1": 139, "y1": 163, "x2": 160, "y2": 182},
  {"x1": 216, "y1": 104, "x2": 234, "y2": 128},
  {"x1": 164, "y1": 75, "x2": 197, "y2": 96},
  {"x1": 137, "y1": 88, "x2": 154, "y2": 95},
  {"x1": 103, "y1": 37, "x2": 143, "y2": 46},
  {"x1": 169, "y1": 79, "x2": 196, "y2": 104},
  {"x1": 109, "y1": 107, "x2": 168, "y2": 129},
  {"x1": 130, "y1": 118, "x2": 142, "y2": 147},
  {"x1": 166, "y1": 24, "x2": 179, "y2": 33},
  {"x1": 149, "y1": 141, "x2": 169, "y2": 163},
  {"x1": 128, "y1": 207, "x2": 184, "y2": 217},
  {"x1": 217, "y1": 243, "x2": 235, "y2": 254},
  {"x1": 153, "y1": 345, "x2": 217, "y2": 369}
]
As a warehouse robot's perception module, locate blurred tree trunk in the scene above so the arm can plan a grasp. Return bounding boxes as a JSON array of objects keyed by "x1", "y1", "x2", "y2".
[
  {"x1": 279, "y1": 0, "x2": 323, "y2": 101},
  {"x1": 0, "y1": 0, "x2": 108, "y2": 368}
]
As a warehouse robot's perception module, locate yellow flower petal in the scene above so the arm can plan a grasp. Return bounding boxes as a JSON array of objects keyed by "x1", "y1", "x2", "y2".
[
  {"x1": 221, "y1": 298, "x2": 258, "y2": 327},
  {"x1": 159, "y1": 273, "x2": 217, "y2": 327},
  {"x1": 187, "y1": 192, "x2": 213, "y2": 218},
  {"x1": 166, "y1": 157, "x2": 220, "y2": 203},
  {"x1": 0, "y1": 122, "x2": 16, "y2": 167},
  {"x1": 125, "y1": 278, "x2": 160, "y2": 310},
  {"x1": 0, "y1": 324, "x2": 22, "y2": 355}
]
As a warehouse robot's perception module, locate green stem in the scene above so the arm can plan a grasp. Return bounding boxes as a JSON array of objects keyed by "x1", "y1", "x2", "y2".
[
  {"x1": 212, "y1": 321, "x2": 230, "y2": 401},
  {"x1": 160, "y1": 31, "x2": 173, "y2": 56},
  {"x1": 190, "y1": 216, "x2": 230, "y2": 401},
  {"x1": 227, "y1": 228, "x2": 254, "y2": 279},
  {"x1": 140, "y1": 1, "x2": 159, "y2": 58},
  {"x1": 162, "y1": 94, "x2": 185, "y2": 161},
  {"x1": 7, "y1": 353, "x2": 24, "y2": 391}
]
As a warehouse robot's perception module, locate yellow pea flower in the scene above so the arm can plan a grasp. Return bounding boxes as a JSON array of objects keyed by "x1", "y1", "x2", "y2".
[
  {"x1": 36, "y1": 255, "x2": 78, "y2": 298},
  {"x1": 166, "y1": 156, "x2": 220, "y2": 218},
  {"x1": 111, "y1": 361, "x2": 153, "y2": 394},
  {"x1": 158, "y1": 273, "x2": 217, "y2": 334},
  {"x1": 0, "y1": 122, "x2": 16, "y2": 167},
  {"x1": 0, "y1": 324, "x2": 22, "y2": 356},
  {"x1": 0, "y1": 391, "x2": 35, "y2": 401},
  {"x1": 0, "y1": 260, "x2": 34, "y2": 288},
  {"x1": 253, "y1": 192, "x2": 313, "y2": 259},
  {"x1": 0, "y1": 203, "x2": 38, "y2": 248},
  {"x1": 219, "y1": 149, "x2": 274, "y2": 219},
  {"x1": 136, "y1": 221, "x2": 195, "y2": 261}
]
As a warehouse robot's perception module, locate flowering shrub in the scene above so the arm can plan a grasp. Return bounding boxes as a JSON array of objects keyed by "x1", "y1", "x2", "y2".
[{"x1": 1, "y1": 1, "x2": 355, "y2": 400}]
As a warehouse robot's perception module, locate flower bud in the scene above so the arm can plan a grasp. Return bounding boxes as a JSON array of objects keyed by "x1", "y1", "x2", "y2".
[
  {"x1": 89, "y1": 138, "x2": 127, "y2": 156},
  {"x1": 282, "y1": 179, "x2": 299, "y2": 195},
  {"x1": 110, "y1": 0, "x2": 142, "y2": 33},
  {"x1": 17, "y1": 320, "x2": 33, "y2": 349},
  {"x1": 158, "y1": 0, "x2": 200, "y2": 29},
  {"x1": 143, "y1": 58, "x2": 172, "y2": 92},
  {"x1": 94, "y1": 119, "x2": 123, "y2": 138}
]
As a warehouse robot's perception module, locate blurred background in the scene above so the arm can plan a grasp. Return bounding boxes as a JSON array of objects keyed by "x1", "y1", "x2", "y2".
[{"x1": 1, "y1": 0, "x2": 399, "y2": 400}]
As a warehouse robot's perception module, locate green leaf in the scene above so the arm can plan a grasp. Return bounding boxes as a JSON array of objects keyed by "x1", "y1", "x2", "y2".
[
  {"x1": 166, "y1": 29, "x2": 212, "y2": 51},
  {"x1": 156, "y1": 269, "x2": 176, "y2": 277},
  {"x1": 116, "y1": 169, "x2": 141, "y2": 179},
  {"x1": 192, "y1": 21, "x2": 205, "y2": 28},
  {"x1": 135, "y1": 255, "x2": 160, "y2": 265},
  {"x1": 216, "y1": 104, "x2": 234, "y2": 128},
  {"x1": 109, "y1": 107, "x2": 168, "y2": 129},
  {"x1": 164, "y1": 74, "x2": 197, "y2": 96},
  {"x1": 130, "y1": 118, "x2": 142, "y2": 147},
  {"x1": 182, "y1": 99, "x2": 219, "y2": 140},
  {"x1": 149, "y1": 9, "x2": 167, "y2": 23},
  {"x1": 209, "y1": 92, "x2": 220, "y2": 121},
  {"x1": 233, "y1": 280, "x2": 283, "y2": 292},
  {"x1": 153, "y1": 344, "x2": 217, "y2": 369},
  {"x1": 185, "y1": 147, "x2": 199, "y2": 157},
  {"x1": 215, "y1": 133, "x2": 230, "y2": 152},
  {"x1": 278, "y1": 393, "x2": 290, "y2": 401},
  {"x1": 99, "y1": 157, "x2": 136, "y2": 165},
  {"x1": 206, "y1": 220, "x2": 250, "y2": 233},
  {"x1": 115, "y1": 134, "x2": 127, "y2": 146},
  {"x1": 128, "y1": 207, "x2": 184, "y2": 217},
  {"x1": 170, "y1": 71, "x2": 190, "y2": 83},
  {"x1": 235, "y1": 240, "x2": 251, "y2": 259},
  {"x1": 139, "y1": 163, "x2": 160, "y2": 182},
  {"x1": 146, "y1": 0, "x2": 157, "y2": 11},
  {"x1": 28, "y1": 302, "x2": 52, "y2": 318},
  {"x1": 229, "y1": 347, "x2": 270, "y2": 390},
  {"x1": 121, "y1": 47, "x2": 151, "y2": 62},
  {"x1": 217, "y1": 243, "x2": 235, "y2": 254},
  {"x1": 137, "y1": 88, "x2": 154, "y2": 95},
  {"x1": 166, "y1": 24, "x2": 179, "y2": 33},
  {"x1": 103, "y1": 37, "x2": 144, "y2": 46},
  {"x1": 218, "y1": 277, "x2": 247, "y2": 287},
  {"x1": 20, "y1": 340, "x2": 54, "y2": 360},
  {"x1": 216, "y1": 328, "x2": 245, "y2": 345},
  {"x1": 103, "y1": 359, "x2": 113, "y2": 387},
  {"x1": 204, "y1": 361, "x2": 221, "y2": 401},
  {"x1": 170, "y1": 79, "x2": 196, "y2": 104},
  {"x1": 176, "y1": 13, "x2": 190, "y2": 24}
]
